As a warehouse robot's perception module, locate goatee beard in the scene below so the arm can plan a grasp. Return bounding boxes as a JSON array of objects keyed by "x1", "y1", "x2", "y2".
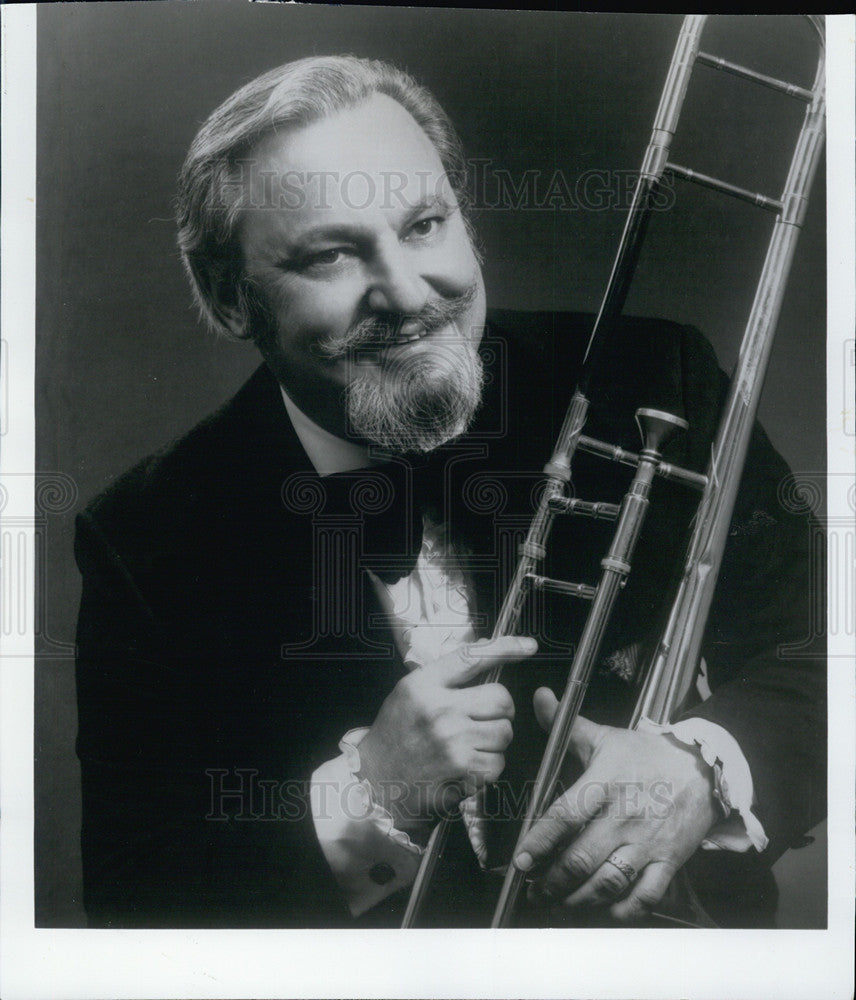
[{"x1": 345, "y1": 336, "x2": 484, "y2": 455}]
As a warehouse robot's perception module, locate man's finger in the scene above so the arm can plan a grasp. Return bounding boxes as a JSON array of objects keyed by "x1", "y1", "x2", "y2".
[
  {"x1": 472, "y1": 717, "x2": 514, "y2": 753},
  {"x1": 552, "y1": 843, "x2": 648, "y2": 910},
  {"x1": 608, "y1": 860, "x2": 677, "y2": 924},
  {"x1": 433, "y1": 636, "x2": 537, "y2": 687},
  {"x1": 460, "y1": 682, "x2": 515, "y2": 721},
  {"x1": 530, "y1": 816, "x2": 627, "y2": 902},
  {"x1": 513, "y1": 779, "x2": 608, "y2": 873}
]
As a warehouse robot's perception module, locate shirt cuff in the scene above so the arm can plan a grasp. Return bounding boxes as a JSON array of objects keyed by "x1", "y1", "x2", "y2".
[
  {"x1": 310, "y1": 728, "x2": 425, "y2": 918},
  {"x1": 636, "y1": 716, "x2": 769, "y2": 853}
]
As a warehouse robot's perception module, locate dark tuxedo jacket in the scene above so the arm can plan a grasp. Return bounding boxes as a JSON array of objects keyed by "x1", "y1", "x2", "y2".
[{"x1": 74, "y1": 311, "x2": 826, "y2": 928}]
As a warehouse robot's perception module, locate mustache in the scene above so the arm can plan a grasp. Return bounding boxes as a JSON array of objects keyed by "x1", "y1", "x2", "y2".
[{"x1": 315, "y1": 281, "x2": 480, "y2": 359}]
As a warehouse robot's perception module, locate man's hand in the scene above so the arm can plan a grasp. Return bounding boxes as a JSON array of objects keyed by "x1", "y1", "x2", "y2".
[
  {"x1": 357, "y1": 637, "x2": 536, "y2": 828},
  {"x1": 514, "y1": 687, "x2": 720, "y2": 923}
]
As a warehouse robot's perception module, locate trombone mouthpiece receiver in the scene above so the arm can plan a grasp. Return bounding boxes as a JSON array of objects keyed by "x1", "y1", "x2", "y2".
[{"x1": 635, "y1": 408, "x2": 689, "y2": 455}]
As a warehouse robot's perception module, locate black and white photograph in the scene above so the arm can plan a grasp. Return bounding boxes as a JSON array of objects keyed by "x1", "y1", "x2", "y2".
[{"x1": 1, "y1": 5, "x2": 853, "y2": 998}]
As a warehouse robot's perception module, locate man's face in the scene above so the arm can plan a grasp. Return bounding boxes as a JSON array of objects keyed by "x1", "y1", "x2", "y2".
[{"x1": 236, "y1": 93, "x2": 487, "y2": 453}]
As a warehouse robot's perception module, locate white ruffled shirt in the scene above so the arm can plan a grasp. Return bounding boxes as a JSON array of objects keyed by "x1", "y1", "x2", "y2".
[{"x1": 282, "y1": 388, "x2": 768, "y2": 918}]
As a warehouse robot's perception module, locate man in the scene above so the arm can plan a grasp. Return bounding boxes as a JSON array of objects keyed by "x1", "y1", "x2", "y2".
[{"x1": 75, "y1": 56, "x2": 825, "y2": 928}]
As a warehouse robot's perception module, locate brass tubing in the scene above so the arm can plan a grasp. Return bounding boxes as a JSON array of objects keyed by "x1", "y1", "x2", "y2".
[
  {"x1": 696, "y1": 51, "x2": 813, "y2": 102},
  {"x1": 492, "y1": 433, "x2": 667, "y2": 926}
]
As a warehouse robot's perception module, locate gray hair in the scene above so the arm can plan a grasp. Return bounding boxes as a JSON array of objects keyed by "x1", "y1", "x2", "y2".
[{"x1": 176, "y1": 55, "x2": 470, "y2": 338}]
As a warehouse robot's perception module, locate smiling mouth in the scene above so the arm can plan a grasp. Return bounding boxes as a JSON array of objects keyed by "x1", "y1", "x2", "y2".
[
  {"x1": 352, "y1": 326, "x2": 438, "y2": 365},
  {"x1": 320, "y1": 281, "x2": 481, "y2": 362},
  {"x1": 385, "y1": 324, "x2": 431, "y2": 346}
]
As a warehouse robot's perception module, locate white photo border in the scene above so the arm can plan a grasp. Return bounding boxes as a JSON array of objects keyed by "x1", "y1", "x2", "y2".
[{"x1": 1, "y1": 6, "x2": 853, "y2": 999}]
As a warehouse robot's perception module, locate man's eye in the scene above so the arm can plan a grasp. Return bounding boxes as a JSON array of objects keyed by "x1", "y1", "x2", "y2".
[
  {"x1": 306, "y1": 248, "x2": 344, "y2": 267},
  {"x1": 407, "y1": 216, "x2": 444, "y2": 239}
]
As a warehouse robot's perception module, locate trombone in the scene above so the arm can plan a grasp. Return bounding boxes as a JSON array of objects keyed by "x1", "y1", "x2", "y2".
[{"x1": 402, "y1": 13, "x2": 826, "y2": 928}]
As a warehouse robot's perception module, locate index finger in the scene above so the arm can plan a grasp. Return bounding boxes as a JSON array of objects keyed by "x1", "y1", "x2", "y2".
[
  {"x1": 431, "y1": 636, "x2": 538, "y2": 687},
  {"x1": 513, "y1": 779, "x2": 608, "y2": 873}
]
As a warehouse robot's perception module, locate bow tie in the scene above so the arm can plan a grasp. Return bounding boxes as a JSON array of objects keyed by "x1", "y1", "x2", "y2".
[{"x1": 317, "y1": 457, "x2": 446, "y2": 583}]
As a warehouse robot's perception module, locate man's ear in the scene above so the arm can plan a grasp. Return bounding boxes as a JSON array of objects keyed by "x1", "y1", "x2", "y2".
[
  {"x1": 211, "y1": 299, "x2": 253, "y2": 340},
  {"x1": 205, "y1": 278, "x2": 254, "y2": 340}
]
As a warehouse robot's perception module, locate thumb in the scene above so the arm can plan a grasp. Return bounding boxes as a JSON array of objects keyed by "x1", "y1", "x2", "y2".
[
  {"x1": 567, "y1": 714, "x2": 602, "y2": 767},
  {"x1": 533, "y1": 687, "x2": 559, "y2": 733},
  {"x1": 532, "y1": 687, "x2": 601, "y2": 766}
]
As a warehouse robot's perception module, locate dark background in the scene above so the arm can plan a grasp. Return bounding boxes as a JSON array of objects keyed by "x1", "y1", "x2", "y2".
[{"x1": 35, "y1": 5, "x2": 826, "y2": 927}]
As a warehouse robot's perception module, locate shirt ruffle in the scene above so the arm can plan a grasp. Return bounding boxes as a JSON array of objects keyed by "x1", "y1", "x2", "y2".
[{"x1": 338, "y1": 728, "x2": 425, "y2": 856}]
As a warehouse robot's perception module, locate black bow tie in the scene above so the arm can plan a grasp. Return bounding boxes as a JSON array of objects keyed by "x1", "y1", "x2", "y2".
[{"x1": 318, "y1": 457, "x2": 446, "y2": 583}]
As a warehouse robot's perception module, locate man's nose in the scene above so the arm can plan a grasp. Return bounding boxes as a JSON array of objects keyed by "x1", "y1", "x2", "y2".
[{"x1": 366, "y1": 241, "x2": 429, "y2": 316}]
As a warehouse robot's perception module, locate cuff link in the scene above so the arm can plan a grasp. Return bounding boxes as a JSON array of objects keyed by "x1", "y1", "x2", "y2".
[{"x1": 369, "y1": 862, "x2": 396, "y2": 885}]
